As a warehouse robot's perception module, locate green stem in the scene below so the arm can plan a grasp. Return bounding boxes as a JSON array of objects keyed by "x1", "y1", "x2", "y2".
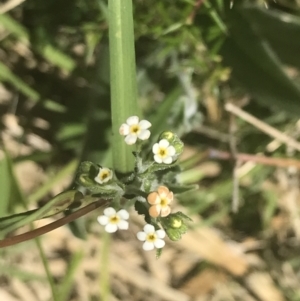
[
  {"x1": 100, "y1": 231, "x2": 111, "y2": 301},
  {"x1": 109, "y1": 0, "x2": 140, "y2": 173}
]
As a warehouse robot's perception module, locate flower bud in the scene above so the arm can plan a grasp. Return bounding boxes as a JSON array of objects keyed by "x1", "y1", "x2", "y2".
[
  {"x1": 158, "y1": 131, "x2": 184, "y2": 158},
  {"x1": 160, "y1": 212, "x2": 192, "y2": 241}
]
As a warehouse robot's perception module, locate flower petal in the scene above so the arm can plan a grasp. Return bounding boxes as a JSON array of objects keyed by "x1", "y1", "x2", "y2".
[
  {"x1": 126, "y1": 116, "x2": 139, "y2": 125},
  {"x1": 137, "y1": 231, "x2": 147, "y2": 241},
  {"x1": 152, "y1": 143, "x2": 160, "y2": 154},
  {"x1": 139, "y1": 120, "x2": 151, "y2": 129},
  {"x1": 166, "y1": 191, "x2": 174, "y2": 202},
  {"x1": 117, "y1": 209, "x2": 129, "y2": 220},
  {"x1": 125, "y1": 134, "x2": 138, "y2": 145},
  {"x1": 157, "y1": 186, "x2": 169, "y2": 198},
  {"x1": 167, "y1": 145, "x2": 176, "y2": 156},
  {"x1": 138, "y1": 129, "x2": 150, "y2": 140},
  {"x1": 143, "y1": 241, "x2": 155, "y2": 251},
  {"x1": 97, "y1": 216, "x2": 109, "y2": 225},
  {"x1": 105, "y1": 223, "x2": 118, "y2": 233},
  {"x1": 119, "y1": 124, "x2": 130, "y2": 136},
  {"x1": 160, "y1": 206, "x2": 171, "y2": 217},
  {"x1": 154, "y1": 155, "x2": 163, "y2": 163},
  {"x1": 156, "y1": 229, "x2": 166, "y2": 239},
  {"x1": 159, "y1": 139, "x2": 169, "y2": 148},
  {"x1": 103, "y1": 207, "x2": 116, "y2": 217},
  {"x1": 154, "y1": 238, "x2": 165, "y2": 249},
  {"x1": 162, "y1": 156, "x2": 173, "y2": 164},
  {"x1": 147, "y1": 192, "x2": 160, "y2": 205},
  {"x1": 117, "y1": 220, "x2": 129, "y2": 230},
  {"x1": 149, "y1": 205, "x2": 161, "y2": 218},
  {"x1": 143, "y1": 224, "x2": 155, "y2": 233}
]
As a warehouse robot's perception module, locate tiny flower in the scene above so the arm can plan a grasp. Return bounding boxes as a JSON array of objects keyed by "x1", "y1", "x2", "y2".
[
  {"x1": 137, "y1": 224, "x2": 166, "y2": 251},
  {"x1": 152, "y1": 139, "x2": 176, "y2": 164},
  {"x1": 119, "y1": 116, "x2": 151, "y2": 145},
  {"x1": 147, "y1": 186, "x2": 173, "y2": 217},
  {"x1": 97, "y1": 207, "x2": 129, "y2": 233},
  {"x1": 94, "y1": 167, "x2": 113, "y2": 184}
]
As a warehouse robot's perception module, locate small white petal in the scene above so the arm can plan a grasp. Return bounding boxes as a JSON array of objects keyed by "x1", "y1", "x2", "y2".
[
  {"x1": 119, "y1": 124, "x2": 130, "y2": 136},
  {"x1": 125, "y1": 134, "x2": 137, "y2": 145},
  {"x1": 105, "y1": 223, "x2": 118, "y2": 233},
  {"x1": 117, "y1": 220, "x2": 129, "y2": 230},
  {"x1": 137, "y1": 231, "x2": 147, "y2": 241},
  {"x1": 144, "y1": 224, "x2": 155, "y2": 233},
  {"x1": 162, "y1": 157, "x2": 173, "y2": 164},
  {"x1": 154, "y1": 239, "x2": 165, "y2": 249},
  {"x1": 97, "y1": 216, "x2": 109, "y2": 225},
  {"x1": 143, "y1": 241, "x2": 155, "y2": 251},
  {"x1": 138, "y1": 129, "x2": 150, "y2": 140},
  {"x1": 103, "y1": 207, "x2": 116, "y2": 217},
  {"x1": 156, "y1": 229, "x2": 166, "y2": 239},
  {"x1": 154, "y1": 155, "x2": 163, "y2": 163},
  {"x1": 159, "y1": 139, "x2": 170, "y2": 148},
  {"x1": 117, "y1": 209, "x2": 129, "y2": 220},
  {"x1": 152, "y1": 143, "x2": 160, "y2": 154},
  {"x1": 94, "y1": 176, "x2": 103, "y2": 184},
  {"x1": 127, "y1": 116, "x2": 139, "y2": 125},
  {"x1": 168, "y1": 146, "x2": 176, "y2": 156},
  {"x1": 139, "y1": 120, "x2": 151, "y2": 129}
]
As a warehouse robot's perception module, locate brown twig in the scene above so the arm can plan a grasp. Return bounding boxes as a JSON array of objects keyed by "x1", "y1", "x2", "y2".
[
  {"x1": 0, "y1": 199, "x2": 107, "y2": 248},
  {"x1": 208, "y1": 149, "x2": 300, "y2": 169},
  {"x1": 228, "y1": 113, "x2": 240, "y2": 212},
  {"x1": 0, "y1": 0, "x2": 26, "y2": 13},
  {"x1": 225, "y1": 103, "x2": 300, "y2": 152}
]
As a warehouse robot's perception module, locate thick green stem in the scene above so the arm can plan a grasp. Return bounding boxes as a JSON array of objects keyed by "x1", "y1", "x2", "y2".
[{"x1": 109, "y1": 0, "x2": 140, "y2": 173}]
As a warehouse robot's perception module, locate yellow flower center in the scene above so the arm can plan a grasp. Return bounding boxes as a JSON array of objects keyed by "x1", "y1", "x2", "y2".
[
  {"x1": 130, "y1": 125, "x2": 140, "y2": 134},
  {"x1": 160, "y1": 198, "x2": 168, "y2": 207},
  {"x1": 100, "y1": 171, "x2": 110, "y2": 180},
  {"x1": 109, "y1": 215, "x2": 120, "y2": 224},
  {"x1": 159, "y1": 148, "x2": 167, "y2": 157},
  {"x1": 146, "y1": 233, "x2": 156, "y2": 242}
]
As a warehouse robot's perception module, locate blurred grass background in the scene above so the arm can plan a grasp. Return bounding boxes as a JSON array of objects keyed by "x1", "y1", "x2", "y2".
[{"x1": 1, "y1": 0, "x2": 300, "y2": 300}]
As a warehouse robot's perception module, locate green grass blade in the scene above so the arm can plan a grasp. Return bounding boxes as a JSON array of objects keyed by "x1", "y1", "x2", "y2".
[
  {"x1": 109, "y1": 0, "x2": 140, "y2": 173},
  {"x1": 0, "y1": 190, "x2": 82, "y2": 235},
  {"x1": 57, "y1": 251, "x2": 84, "y2": 301},
  {"x1": 28, "y1": 159, "x2": 78, "y2": 204}
]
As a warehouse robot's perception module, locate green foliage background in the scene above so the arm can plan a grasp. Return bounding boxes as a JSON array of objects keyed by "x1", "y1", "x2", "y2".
[{"x1": 1, "y1": 0, "x2": 300, "y2": 300}]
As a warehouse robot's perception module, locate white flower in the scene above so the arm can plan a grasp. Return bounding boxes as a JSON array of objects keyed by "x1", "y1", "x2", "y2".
[
  {"x1": 94, "y1": 167, "x2": 113, "y2": 184},
  {"x1": 137, "y1": 224, "x2": 166, "y2": 251},
  {"x1": 119, "y1": 116, "x2": 151, "y2": 145},
  {"x1": 152, "y1": 139, "x2": 176, "y2": 164},
  {"x1": 97, "y1": 207, "x2": 129, "y2": 233}
]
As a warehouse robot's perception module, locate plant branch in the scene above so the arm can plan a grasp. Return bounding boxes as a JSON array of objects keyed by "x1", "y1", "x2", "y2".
[
  {"x1": 0, "y1": 199, "x2": 107, "y2": 248},
  {"x1": 225, "y1": 103, "x2": 300, "y2": 152}
]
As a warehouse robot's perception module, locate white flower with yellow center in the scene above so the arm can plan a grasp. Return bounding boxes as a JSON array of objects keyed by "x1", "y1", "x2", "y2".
[
  {"x1": 119, "y1": 116, "x2": 151, "y2": 145},
  {"x1": 152, "y1": 139, "x2": 176, "y2": 164},
  {"x1": 147, "y1": 186, "x2": 173, "y2": 218},
  {"x1": 97, "y1": 207, "x2": 129, "y2": 233},
  {"x1": 137, "y1": 224, "x2": 166, "y2": 251},
  {"x1": 94, "y1": 167, "x2": 113, "y2": 184}
]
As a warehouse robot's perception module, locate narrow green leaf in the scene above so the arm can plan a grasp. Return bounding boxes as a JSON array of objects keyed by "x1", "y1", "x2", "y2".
[
  {"x1": 0, "y1": 62, "x2": 39, "y2": 100},
  {"x1": 0, "y1": 152, "x2": 11, "y2": 216},
  {"x1": 221, "y1": 8, "x2": 300, "y2": 116},
  {"x1": 241, "y1": 5, "x2": 300, "y2": 69},
  {"x1": 0, "y1": 190, "x2": 83, "y2": 235},
  {"x1": 28, "y1": 159, "x2": 78, "y2": 204},
  {"x1": 109, "y1": 0, "x2": 140, "y2": 173},
  {"x1": 0, "y1": 13, "x2": 75, "y2": 72},
  {"x1": 58, "y1": 251, "x2": 84, "y2": 301}
]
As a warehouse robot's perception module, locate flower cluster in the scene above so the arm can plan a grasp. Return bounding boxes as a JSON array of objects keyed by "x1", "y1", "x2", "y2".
[{"x1": 77, "y1": 116, "x2": 191, "y2": 256}]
